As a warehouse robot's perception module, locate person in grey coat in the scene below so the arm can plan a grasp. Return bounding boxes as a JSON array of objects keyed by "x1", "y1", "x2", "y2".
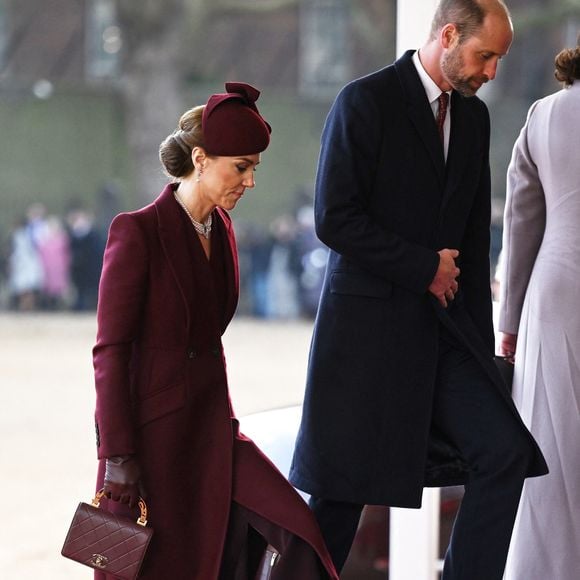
[
  {"x1": 499, "y1": 39, "x2": 580, "y2": 580},
  {"x1": 289, "y1": 1, "x2": 548, "y2": 579}
]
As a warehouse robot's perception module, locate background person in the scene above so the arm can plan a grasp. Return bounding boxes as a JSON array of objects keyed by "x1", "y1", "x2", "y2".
[
  {"x1": 289, "y1": 1, "x2": 547, "y2": 579},
  {"x1": 6, "y1": 216, "x2": 43, "y2": 310},
  {"x1": 93, "y1": 82, "x2": 337, "y2": 579},
  {"x1": 499, "y1": 38, "x2": 580, "y2": 580},
  {"x1": 66, "y1": 203, "x2": 104, "y2": 311},
  {"x1": 37, "y1": 215, "x2": 71, "y2": 310}
]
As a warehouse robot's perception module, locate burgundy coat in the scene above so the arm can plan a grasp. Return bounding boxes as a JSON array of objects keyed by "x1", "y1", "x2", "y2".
[{"x1": 93, "y1": 183, "x2": 337, "y2": 579}]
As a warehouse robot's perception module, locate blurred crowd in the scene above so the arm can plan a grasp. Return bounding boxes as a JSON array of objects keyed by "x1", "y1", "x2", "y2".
[
  {"x1": 0, "y1": 202, "x2": 106, "y2": 312},
  {"x1": 0, "y1": 200, "x2": 328, "y2": 319},
  {"x1": 237, "y1": 204, "x2": 328, "y2": 320}
]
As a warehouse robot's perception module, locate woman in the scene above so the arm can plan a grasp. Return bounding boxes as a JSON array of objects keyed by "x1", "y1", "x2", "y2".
[
  {"x1": 7, "y1": 217, "x2": 43, "y2": 310},
  {"x1": 93, "y1": 82, "x2": 337, "y2": 580},
  {"x1": 499, "y1": 41, "x2": 580, "y2": 580}
]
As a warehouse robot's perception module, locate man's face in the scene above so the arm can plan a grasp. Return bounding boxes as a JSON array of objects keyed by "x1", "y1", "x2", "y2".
[{"x1": 441, "y1": 12, "x2": 513, "y2": 97}]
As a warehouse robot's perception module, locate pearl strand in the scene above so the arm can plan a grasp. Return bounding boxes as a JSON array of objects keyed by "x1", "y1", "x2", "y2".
[{"x1": 173, "y1": 192, "x2": 212, "y2": 239}]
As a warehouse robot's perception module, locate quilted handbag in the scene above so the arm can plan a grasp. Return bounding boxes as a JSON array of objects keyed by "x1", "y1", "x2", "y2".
[{"x1": 61, "y1": 489, "x2": 153, "y2": 579}]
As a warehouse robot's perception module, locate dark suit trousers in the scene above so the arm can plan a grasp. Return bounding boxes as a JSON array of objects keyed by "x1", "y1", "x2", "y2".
[{"x1": 309, "y1": 326, "x2": 535, "y2": 579}]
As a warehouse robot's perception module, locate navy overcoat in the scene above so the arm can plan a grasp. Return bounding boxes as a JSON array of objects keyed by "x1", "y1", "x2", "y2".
[{"x1": 289, "y1": 51, "x2": 547, "y2": 508}]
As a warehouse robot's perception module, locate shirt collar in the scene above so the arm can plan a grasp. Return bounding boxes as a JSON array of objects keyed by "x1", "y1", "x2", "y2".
[{"x1": 412, "y1": 50, "x2": 451, "y2": 105}]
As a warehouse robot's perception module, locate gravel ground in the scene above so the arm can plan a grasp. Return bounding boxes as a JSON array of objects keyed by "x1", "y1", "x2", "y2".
[{"x1": 0, "y1": 312, "x2": 313, "y2": 579}]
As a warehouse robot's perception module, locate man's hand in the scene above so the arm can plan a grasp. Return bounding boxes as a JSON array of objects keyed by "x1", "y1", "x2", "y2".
[
  {"x1": 428, "y1": 249, "x2": 460, "y2": 308},
  {"x1": 103, "y1": 455, "x2": 144, "y2": 508},
  {"x1": 499, "y1": 332, "x2": 517, "y2": 364}
]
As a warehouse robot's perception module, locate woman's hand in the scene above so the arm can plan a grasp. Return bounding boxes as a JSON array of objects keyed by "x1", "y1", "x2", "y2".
[
  {"x1": 103, "y1": 455, "x2": 145, "y2": 508},
  {"x1": 499, "y1": 333, "x2": 517, "y2": 364}
]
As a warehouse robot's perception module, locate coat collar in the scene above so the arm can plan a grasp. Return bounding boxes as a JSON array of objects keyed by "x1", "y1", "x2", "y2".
[
  {"x1": 155, "y1": 183, "x2": 195, "y2": 330},
  {"x1": 153, "y1": 183, "x2": 239, "y2": 333},
  {"x1": 394, "y1": 50, "x2": 478, "y2": 208},
  {"x1": 395, "y1": 50, "x2": 446, "y2": 185}
]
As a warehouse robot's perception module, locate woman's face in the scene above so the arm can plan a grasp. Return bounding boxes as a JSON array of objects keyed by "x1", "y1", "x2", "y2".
[{"x1": 199, "y1": 153, "x2": 260, "y2": 211}]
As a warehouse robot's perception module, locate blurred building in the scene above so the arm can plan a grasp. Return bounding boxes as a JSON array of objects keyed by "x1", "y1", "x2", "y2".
[
  {"x1": 0, "y1": 0, "x2": 577, "y2": 234},
  {"x1": 0, "y1": 0, "x2": 396, "y2": 234},
  {"x1": 0, "y1": 0, "x2": 119, "y2": 88},
  {"x1": 0, "y1": 0, "x2": 128, "y2": 237}
]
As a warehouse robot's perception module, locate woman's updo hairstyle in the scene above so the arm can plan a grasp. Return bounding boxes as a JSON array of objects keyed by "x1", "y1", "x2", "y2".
[
  {"x1": 554, "y1": 36, "x2": 580, "y2": 86},
  {"x1": 159, "y1": 105, "x2": 205, "y2": 179}
]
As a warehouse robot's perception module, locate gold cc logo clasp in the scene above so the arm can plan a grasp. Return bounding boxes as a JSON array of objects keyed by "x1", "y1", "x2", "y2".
[{"x1": 90, "y1": 553, "x2": 109, "y2": 569}]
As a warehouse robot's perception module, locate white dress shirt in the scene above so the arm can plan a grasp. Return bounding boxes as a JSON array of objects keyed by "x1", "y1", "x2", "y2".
[{"x1": 412, "y1": 50, "x2": 451, "y2": 160}]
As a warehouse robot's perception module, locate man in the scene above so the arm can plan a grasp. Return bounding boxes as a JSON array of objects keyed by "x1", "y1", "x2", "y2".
[{"x1": 289, "y1": 1, "x2": 548, "y2": 578}]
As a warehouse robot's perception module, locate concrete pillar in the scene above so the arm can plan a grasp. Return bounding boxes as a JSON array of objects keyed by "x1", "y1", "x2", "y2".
[
  {"x1": 389, "y1": 488, "x2": 442, "y2": 580},
  {"x1": 396, "y1": 0, "x2": 439, "y2": 56}
]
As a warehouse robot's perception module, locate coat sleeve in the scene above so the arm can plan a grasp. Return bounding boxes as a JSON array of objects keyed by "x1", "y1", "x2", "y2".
[
  {"x1": 93, "y1": 212, "x2": 149, "y2": 459},
  {"x1": 498, "y1": 101, "x2": 546, "y2": 335},
  {"x1": 314, "y1": 82, "x2": 439, "y2": 293}
]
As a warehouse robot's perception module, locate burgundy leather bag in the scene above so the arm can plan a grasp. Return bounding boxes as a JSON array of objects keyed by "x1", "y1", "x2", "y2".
[{"x1": 61, "y1": 489, "x2": 153, "y2": 579}]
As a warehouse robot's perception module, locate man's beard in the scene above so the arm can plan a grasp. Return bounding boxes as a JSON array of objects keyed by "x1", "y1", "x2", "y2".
[{"x1": 441, "y1": 46, "x2": 488, "y2": 97}]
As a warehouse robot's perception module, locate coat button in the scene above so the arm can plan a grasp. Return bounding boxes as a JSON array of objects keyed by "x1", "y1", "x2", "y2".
[{"x1": 187, "y1": 349, "x2": 197, "y2": 359}]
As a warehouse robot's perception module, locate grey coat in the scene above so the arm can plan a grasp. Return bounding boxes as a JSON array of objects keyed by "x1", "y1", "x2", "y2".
[{"x1": 499, "y1": 82, "x2": 580, "y2": 580}]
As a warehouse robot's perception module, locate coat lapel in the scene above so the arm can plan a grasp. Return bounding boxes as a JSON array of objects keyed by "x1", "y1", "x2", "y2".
[
  {"x1": 395, "y1": 51, "x2": 445, "y2": 187},
  {"x1": 215, "y1": 207, "x2": 239, "y2": 330},
  {"x1": 155, "y1": 183, "x2": 195, "y2": 331},
  {"x1": 155, "y1": 185, "x2": 240, "y2": 335},
  {"x1": 440, "y1": 91, "x2": 476, "y2": 212}
]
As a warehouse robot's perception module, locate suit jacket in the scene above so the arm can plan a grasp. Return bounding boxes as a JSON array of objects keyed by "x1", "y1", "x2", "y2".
[
  {"x1": 289, "y1": 50, "x2": 547, "y2": 508},
  {"x1": 93, "y1": 183, "x2": 338, "y2": 579}
]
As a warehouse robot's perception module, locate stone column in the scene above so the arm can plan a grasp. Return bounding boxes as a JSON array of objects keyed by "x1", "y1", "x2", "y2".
[{"x1": 396, "y1": 0, "x2": 439, "y2": 56}]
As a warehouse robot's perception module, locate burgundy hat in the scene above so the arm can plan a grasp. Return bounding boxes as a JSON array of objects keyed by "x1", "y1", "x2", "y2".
[{"x1": 202, "y1": 82, "x2": 271, "y2": 156}]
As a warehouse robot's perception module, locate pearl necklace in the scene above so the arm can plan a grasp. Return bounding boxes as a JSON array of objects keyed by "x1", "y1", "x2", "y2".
[{"x1": 174, "y1": 192, "x2": 212, "y2": 239}]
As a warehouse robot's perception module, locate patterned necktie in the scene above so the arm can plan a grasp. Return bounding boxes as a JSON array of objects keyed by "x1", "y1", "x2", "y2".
[{"x1": 437, "y1": 92, "x2": 449, "y2": 144}]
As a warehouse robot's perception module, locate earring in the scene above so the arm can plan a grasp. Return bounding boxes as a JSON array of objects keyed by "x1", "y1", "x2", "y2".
[{"x1": 196, "y1": 166, "x2": 203, "y2": 183}]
